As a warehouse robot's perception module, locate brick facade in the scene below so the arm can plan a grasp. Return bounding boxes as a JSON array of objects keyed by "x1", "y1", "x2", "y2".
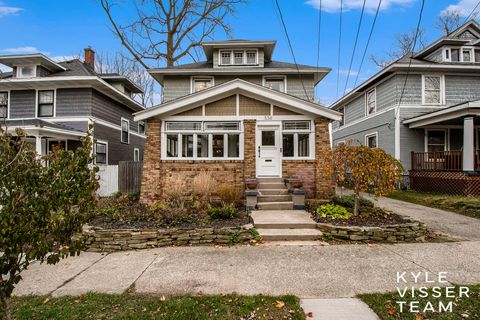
[{"x1": 139, "y1": 107, "x2": 334, "y2": 203}]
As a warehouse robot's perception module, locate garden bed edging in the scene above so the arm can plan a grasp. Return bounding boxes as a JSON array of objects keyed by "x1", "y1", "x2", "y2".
[
  {"x1": 316, "y1": 219, "x2": 428, "y2": 243},
  {"x1": 82, "y1": 224, "x2": 256, "y2": 252}
]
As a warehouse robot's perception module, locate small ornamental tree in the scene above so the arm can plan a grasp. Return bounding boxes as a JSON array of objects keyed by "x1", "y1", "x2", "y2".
[
  {"x1": 323, "y1": 144, "x2": 404, "y2": 216},
  {"x1": 0, "y1": 127, "x2": 98, "y2": 319}
]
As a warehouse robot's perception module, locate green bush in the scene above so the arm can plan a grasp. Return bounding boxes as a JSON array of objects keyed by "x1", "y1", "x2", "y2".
[
  {"x1": 207, "y1": 205, "x2": 238, "y2": 220},
  {"x1": 332, "y1": 195, "x2": 373, "y2": 208},
  {"x1": 316, "y1": 204, "x2": 352, "y2": 219}
]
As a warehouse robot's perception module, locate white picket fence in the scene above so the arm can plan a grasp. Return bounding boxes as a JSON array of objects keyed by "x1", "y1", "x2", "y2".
[{"x1": 97, "y1": 165, "x2": 119, "y2": 197}]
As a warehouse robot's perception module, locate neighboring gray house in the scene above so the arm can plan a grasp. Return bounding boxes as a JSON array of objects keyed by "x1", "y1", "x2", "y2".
[
  {"x1": 0, "y1": 48, "x2": 146, "y2": 164},
  {"x1": 330, "y1": 20, "x2": 480, "y2": 195}
]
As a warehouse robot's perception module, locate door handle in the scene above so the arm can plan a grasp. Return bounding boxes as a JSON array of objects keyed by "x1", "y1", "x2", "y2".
[{"x1": 258, "y1": 146, "x2": 261, "y2": 157}]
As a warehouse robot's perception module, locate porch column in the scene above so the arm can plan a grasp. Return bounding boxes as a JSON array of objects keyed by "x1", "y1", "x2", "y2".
[
  {"x1": 35, "y1": 135, "x2": 43, "y2": 158},
  {"x1": 463, "y1": 117, "x2": 475, "y2": 172}
]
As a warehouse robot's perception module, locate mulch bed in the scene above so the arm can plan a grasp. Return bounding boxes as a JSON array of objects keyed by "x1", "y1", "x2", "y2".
[
  {"x1": 310, "y1": 207, "x2": 409, "y2": 227},
  {"x1": 89, "y1": 211, "x2": 251, "y2": 230}
]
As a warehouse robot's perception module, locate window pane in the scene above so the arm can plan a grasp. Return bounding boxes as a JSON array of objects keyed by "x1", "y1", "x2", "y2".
[
  {"x1": 425, "y1": 77, "x2": 440, "y2": 90},
  {"x1": 367, "y1": 135, "x2": 377, "y2": 148},
  {"x1": 265, "y1": 78, "x2": 285, "y2": 92},
  {"x1": 166, "y1": 134, "x2": 178, "y2": 157},
  {"x1": 475, "y1": 49, "x2": 480, "y2": 63},
  {"x1": 182, "y1": 134, "x2": 193, "y2": 157},
  {"x1": 204, "y1": 122, "x2": 240, "y2": 131},
  {"x1": 0, "y1": 92, "x2": 7, "y2": 106},
  {"x1": 463, "y1": 49, "x2": 472, "y2": 62},
  {"x1": 212, "y1": 134, "x2": 224, "y2": 157},
  {"x1": 96, "y1": 143, "x2": 106, "y2": 153},
  {"x1": 39, "y1": 104, "x2": 53, "y2": 117},
  {"x1": 261, "y1": 131, "x2": 275, "y2": 146},
  {"x1": 451, "y1": 49, "x2": 460, "y2": 61},
  {"x1": 246, "y1": 50, "x2": 257, "y2": 64},
  {"x1": 193, "y1": 79, "x2": 212, "y2": 92},
  {"x1": 21, "y1": 66, "x2": 35, "y2": 77},
  {"x1": 39, "y1": 91, "x2": 54, "y2": 104},
  {"x1": 221, "y1": 51, "x2": 231, "y2": 64},
  {"x1": 428, "y1": 131, "x2": 445, "y2": 145},
  {"x1": 428, "y1": 144, "x2": 445, "y2": 153},
  {"x1": 367, "y1": 90, "x2": 375, "y2": 114},
  {"x1": 298, "y1": 133, "x2": 310, "y2": 157},
  {"x1": 197, "y1": 134, "x2": 209, "y2": 158},
  {"x1": 0, "y1": 106, "x2": 6, "y2": 118},
  {"x1": 425, "y1": 90, "x2": 440, "y2": 104},
  {"x1": 228, "y1": 134, "x2": 239, "y2": 157},
  {"x1": 122, "y1": 131, "x2": 129, "y2": 143},
  {"x1": 166, "y1": 122, "x2": 202, "y2": 131},
  {"x1": 138, "y1": 121, "x2": 145, "y2": 134},
  {"x1": 283, "y1": 121, "x2": 310, "y2": 130},
  {"x1": 283, "y1": 134, "x2": 294, "y2": 157},
  {"x1": 234, "y1": 51, "x2": 243, "y2": 64}
]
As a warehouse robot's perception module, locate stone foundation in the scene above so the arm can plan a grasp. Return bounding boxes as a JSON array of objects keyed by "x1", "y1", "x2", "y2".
[
  {"x1": 316, "y1": 219, "x2": 428, "y2": 243},
  {"x1": 82, "y1": 224, "x2": 255, "y2": 252}
]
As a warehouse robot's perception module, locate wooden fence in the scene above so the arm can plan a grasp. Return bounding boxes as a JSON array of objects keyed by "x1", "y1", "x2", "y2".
[
  {"x1": 97, "y1": 161, "x2": 143, "y2": 196},
  {"x1": 118, "y1": 161, "x2": 143, "y2": 194}
]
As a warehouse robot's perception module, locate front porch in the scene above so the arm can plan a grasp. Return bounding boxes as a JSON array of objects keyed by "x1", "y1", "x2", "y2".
[{"x1": 404, "y1": 101, "x2": 480, "y2": 195}]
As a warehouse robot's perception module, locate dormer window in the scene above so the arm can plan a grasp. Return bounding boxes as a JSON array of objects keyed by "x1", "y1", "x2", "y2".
[
  {"x1": 443, "y1": 47, "x2": 480, "y2": 63},
  {"x1": 17, "y1": 65, "x2": 36, "y2": 78},
  {"x1": 219, "y1": 49, "x2": 258, "y2": 66},
  {"x1": 462, "y1": 48, "x2": 472, "y2": 62}
]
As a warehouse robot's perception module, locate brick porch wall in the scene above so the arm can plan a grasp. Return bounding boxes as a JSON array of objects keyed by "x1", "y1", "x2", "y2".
[
  {"x1": 314, "y1": 118, "x2": 335, "y2": 199},
  {"x1": 140, "y1": 117, "x2": 334, "y2": 203}
]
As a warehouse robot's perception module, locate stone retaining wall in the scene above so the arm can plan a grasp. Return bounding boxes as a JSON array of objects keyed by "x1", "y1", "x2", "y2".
[
  {"x1": 316, "y1": 219, "x2": 428, "y2": 243},
  {"x1": 83, "y1": 224, "x2": 255, "y2": 252}
]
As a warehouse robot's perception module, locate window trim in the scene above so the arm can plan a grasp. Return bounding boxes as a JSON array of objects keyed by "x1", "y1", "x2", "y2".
[
  {"x1": 262, "y1": 75, "x2": 287, "y2": 93},
  {"x1": 422, "y1": 74, "x2": 445, "y2": 106},
  {"x1": 94, "y1": 140, "x2": 108, "y2": 165},
  {"x1": 190, "y1": 76, "x2": 215, "y2": 93},
  {"x1": 281, "y1": 120, "x2": 314, "y2": 160},
  {"x1": 133, "y1": 148, "x2": 140, "y2": 162},
  {"x1": 16, "y1": 65, "x2": 37, "y2": 78},
  {"x1": 365, "y1": 132, "x2": 378, "y2": 148},
  {"x1": 0, "y1": 91, "x2": 9, "y2": 119},
  {"x1": 218, "y1": 49, "x2": 259, "y2": 66},
  {"x1": 120, "y1": 117, "x2": 130, "y2": 144},
  {"x1": 36, "y1": 89, "x2": 56, "y2": 118},
  {"x1": 365, "y1": 88, "x2": 376, "y2": 116},
  {"x1": 162, "y1": 120, "x2": 243, "y2": 160}
]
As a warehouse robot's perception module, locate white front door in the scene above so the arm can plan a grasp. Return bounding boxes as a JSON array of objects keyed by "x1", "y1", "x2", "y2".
[{"x1": 256, "y1": 124, "x2": 281, "y2": 177}]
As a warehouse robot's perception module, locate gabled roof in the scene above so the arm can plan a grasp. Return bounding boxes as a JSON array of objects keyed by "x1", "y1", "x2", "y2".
[
  {"x1": 0, "y1": 54, "x2": 67, "y2": 72},
  {"x1": 329, "y1": 20, "x2": 480, "y2": 110},
  {"x1": 133, "y1": 78, "x2": 341, "y2": 121}
]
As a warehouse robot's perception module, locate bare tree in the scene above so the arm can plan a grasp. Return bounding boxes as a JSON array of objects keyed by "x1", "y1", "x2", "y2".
[
  {"x1": 99, "y1": 0, "x2": 244, "y2": 68},
  {"x1": 435, "y1": 8, "x2": 462, "y2": 35},
  {"x1": 370, "y1": 27, "x2": 427, "y2": 68},
  {"x1": 95, "y1": 52, "x2": 157, "y2": 107}
]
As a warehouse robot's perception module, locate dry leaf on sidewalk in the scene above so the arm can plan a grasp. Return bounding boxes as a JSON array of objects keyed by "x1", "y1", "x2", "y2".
[
  {"x1": 306, "y1": 311, "x2": 314, "y2": 318},
  {"x1": 275, "y1": 300, "x2": 285, "y2": 308},
  {"x1": 367, "y1": 243, "x2": 376, "y2": 248}
]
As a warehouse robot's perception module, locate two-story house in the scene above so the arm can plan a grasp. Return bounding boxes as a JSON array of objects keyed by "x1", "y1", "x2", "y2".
[
  {"x1": 134, "y1": 40, "x2": 342, "y2": 204},
  {"x1": 0, "y1": 48, "x2": 146, "y2": 165},
  {"x1": 331, "y1": 20, "x2": 480, "y2": 195}
]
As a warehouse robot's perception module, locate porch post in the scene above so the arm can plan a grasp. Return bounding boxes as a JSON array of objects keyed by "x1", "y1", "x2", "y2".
[
  {"x1": 462, "y1": 117, "x2": 475, "y2": 172},
  {"x1": 35, "y1": 135, "x2": 43, "y2": 158}
]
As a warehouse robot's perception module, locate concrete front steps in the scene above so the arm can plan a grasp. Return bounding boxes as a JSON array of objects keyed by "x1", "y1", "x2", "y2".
[
  {"x1": 251, "y1": 210, "x2": 323, "y2": 241},
  {"x1": 257, "y1": 177, "x2": 293, "y2": 210}
]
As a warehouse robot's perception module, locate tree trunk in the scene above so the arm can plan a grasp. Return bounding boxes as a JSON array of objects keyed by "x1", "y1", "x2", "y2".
[{"x1": 353, "y1": 186, "x2": 360, "y2": 216}]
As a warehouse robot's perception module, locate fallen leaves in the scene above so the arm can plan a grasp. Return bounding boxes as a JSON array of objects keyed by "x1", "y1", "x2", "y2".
[{"x1": 275, "y1": 300, "x2": 285, "y2": 308}]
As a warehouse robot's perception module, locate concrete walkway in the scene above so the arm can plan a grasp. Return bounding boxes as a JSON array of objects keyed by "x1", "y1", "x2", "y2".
[
  {"x1": 337, "y1": 189, "x2": 480, "y2": 241},
  {"x1": 14, "y1": 241, "x2": 480, "y2": 298}
]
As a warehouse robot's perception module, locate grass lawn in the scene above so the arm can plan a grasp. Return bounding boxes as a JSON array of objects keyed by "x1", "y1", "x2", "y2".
[
  {"x1": 388, "y1": 190, "x2": 480, "y2": 219},
  {"x1": 359, "y1": 285, "x2": 480, "y2": 320},
  {"x1": 11, "y1": 293, "x2": 305, "y2": 320}
]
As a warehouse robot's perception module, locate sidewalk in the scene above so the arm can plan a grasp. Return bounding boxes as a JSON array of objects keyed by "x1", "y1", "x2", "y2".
[
  {"x1": 14, "y1": 241, "x2": 480, "y2": 298},
  {"x1": 337, "y1": 189, "x2": 480, "y2": 241}
]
